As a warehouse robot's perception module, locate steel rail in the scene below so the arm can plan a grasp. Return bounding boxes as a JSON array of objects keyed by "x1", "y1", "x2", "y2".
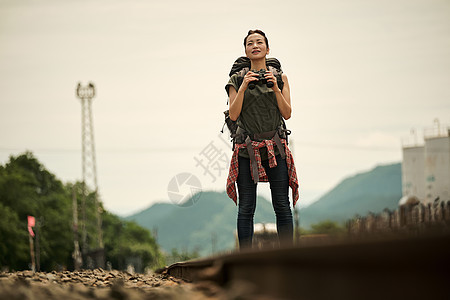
[{"x1": 162, "y1": 234, "x2": 450, "y2": 299}]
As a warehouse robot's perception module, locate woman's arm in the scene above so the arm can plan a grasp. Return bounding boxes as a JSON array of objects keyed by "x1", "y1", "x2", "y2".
[
  {"x1": 228, "y1": 71, "x2": 258, "y2": 121},
  {"x1": 268, "y1": 73, "x2": 292, "y2": 120}
]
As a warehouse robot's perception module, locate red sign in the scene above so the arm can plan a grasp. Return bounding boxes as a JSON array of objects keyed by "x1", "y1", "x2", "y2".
[{"x1": 27, "y1": 215, "x2": 35, "y2": 237}]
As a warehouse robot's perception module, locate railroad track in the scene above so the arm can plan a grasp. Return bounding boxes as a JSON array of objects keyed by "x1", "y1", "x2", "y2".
[{"x1": 161, "y1": 233, "x2": 450, "y2": 299}]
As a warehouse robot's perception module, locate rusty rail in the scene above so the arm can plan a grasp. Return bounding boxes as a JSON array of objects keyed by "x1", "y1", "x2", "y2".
[{"x1": 162, "y1": 234, "x2": 450, "y2": 299}]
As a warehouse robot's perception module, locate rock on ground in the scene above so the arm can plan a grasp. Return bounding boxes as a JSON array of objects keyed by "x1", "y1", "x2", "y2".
[{"x1": 0, "y1": 269, "x2": 225, "y2": 300}]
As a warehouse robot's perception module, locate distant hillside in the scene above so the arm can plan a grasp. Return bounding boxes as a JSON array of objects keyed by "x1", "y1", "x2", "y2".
[
  {"x1": 299, "y1": 163, "x2": 402, "y2": 228},
  {"x1": 125, "y1": 191, "x2": 276, "y2": 257}
]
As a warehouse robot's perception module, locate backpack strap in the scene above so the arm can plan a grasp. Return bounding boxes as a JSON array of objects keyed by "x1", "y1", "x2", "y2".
[
  {"x1": 229, "y1": 57, "x2": 283, "y2": 76},
  {"x1": 229, "y1": 57, "x2": 251, "y2": 77}
]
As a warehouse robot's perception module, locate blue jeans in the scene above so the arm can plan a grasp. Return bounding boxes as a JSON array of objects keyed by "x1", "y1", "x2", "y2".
[{"x1": 237, "y1": 154, "x2": 293, "y2": 249}]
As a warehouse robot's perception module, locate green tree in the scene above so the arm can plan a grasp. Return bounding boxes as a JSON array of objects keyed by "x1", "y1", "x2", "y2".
[
  {"x1": 102, "y1": 211, "x2": 165, "y2": 271},
  {"x1": 0, "y1": 152, "x2": 164, "y2": 272},
  {"x1": 309, "y1": 220, "x2": 345, "y2": 236},
  {"x1": 0, "y1": 152, "x2": 73, "y2": 270},
  {"x1": 0, "y1": 202, "x2": 29, "y2": 270}
]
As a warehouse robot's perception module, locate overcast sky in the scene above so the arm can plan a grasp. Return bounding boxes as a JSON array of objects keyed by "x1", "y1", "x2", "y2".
[{"x1": 1, "y1": 0, "x2": 449, "y2": 216}]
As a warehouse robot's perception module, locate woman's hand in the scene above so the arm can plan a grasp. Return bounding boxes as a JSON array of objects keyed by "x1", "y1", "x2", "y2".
[
  {"x1": 239, "y1": 70, "x2": 259, "y2": 91},
  {"x1": 271, "y1": 73, "x2": 292, "y2": 120},
  {"x1": 265, "y1": 70, "x2": 281, "y2": 92},
  {"x1": 265, "y1": 71, "x2": 291, "y2": 120}
]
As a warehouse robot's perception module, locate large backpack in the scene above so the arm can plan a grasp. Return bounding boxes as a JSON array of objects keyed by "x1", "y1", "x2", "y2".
[{"x1": 222, "y1": 56, "x2": 289, "y2": 149}]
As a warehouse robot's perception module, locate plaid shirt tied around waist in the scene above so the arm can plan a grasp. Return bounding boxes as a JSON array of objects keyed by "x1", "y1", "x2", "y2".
[{"x1": 226, "y1": 138, "x2": 299, "y2": 206}]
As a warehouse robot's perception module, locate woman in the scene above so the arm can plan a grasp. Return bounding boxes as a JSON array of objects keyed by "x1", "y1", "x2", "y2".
[{"x1": 226, "y1": 29, "x2": 299, "y2": 249}]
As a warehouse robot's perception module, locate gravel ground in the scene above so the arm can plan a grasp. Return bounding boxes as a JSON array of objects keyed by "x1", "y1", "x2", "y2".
[{"x1": 0, "y1": 269, "x2": 226, "y2": 300}]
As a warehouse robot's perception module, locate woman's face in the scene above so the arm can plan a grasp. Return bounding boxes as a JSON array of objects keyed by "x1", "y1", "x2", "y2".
[{"x1": 245, "y1": 33, "x2": 269, "y2": 60}]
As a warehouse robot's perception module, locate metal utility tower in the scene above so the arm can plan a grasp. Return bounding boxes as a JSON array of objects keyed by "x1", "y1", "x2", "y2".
[{"x1": 75, "y1": 82, "x2": 104, "y2": 265}]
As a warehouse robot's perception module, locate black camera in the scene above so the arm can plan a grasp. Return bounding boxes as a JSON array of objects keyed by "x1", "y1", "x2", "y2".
[{"x1": 248, "y1": 69, "x2": 274, "y2": 90}]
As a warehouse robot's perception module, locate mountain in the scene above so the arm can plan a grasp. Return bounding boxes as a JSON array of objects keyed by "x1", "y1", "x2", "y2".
[
  {"x1": 299, "y1": 163, "x2": 402, "y2": 228},
  {"x1": 125, "y1": 191, "x2": 276, "y2": 257},
  {"x1": 128, "y1": 202, "x2": 177, "y2": 230}
]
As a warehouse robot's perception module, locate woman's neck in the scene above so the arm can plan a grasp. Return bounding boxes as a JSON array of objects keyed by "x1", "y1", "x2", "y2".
[{"x1": 250, "y1": 57, "x2": 266, "y2": 71}]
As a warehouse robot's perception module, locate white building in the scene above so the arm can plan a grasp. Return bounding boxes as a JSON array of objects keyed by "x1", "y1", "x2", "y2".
[
  {"x1": 401, "y1": 120, "x2": 450, "y2": 205},
  {"x1": 424, "y1": 134, "x2": 450, "y2": 203},
  {"x1": 402, "y1": 145, "x2": 426, "y2": 200}
]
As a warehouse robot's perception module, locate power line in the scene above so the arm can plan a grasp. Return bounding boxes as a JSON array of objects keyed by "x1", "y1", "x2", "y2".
[
  {"x1": 0, "y1": 142, "x2": 400, "y2": 154},
  {"x1": 0, "y1": 146, "x2": 202, "y2": 154}
]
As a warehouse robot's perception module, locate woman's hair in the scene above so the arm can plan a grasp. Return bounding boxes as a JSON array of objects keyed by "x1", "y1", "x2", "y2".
[{"x1": 243, "y1": 29, "x2": 269, "y2": 49}]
